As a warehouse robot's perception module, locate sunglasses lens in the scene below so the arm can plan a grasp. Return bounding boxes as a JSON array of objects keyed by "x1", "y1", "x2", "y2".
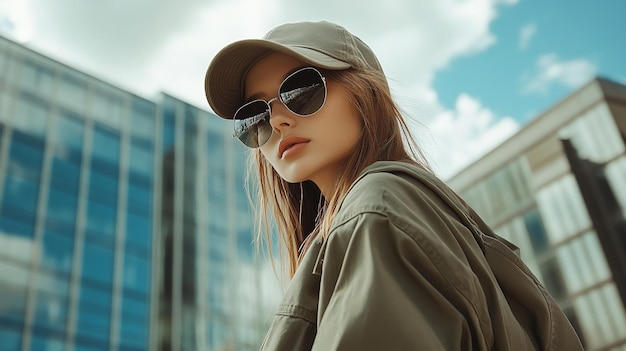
[
  {"x1": 280, "y1": 68, "x2": 326, "y2": 116},
  {"x1": 233, "y1": 101, "x2": 273, "y2": 148}
]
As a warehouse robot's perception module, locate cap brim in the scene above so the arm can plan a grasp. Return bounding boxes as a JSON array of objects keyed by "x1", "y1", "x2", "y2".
[{"x1": 205, "y1": 39, "x2": 351, "y2": 119}]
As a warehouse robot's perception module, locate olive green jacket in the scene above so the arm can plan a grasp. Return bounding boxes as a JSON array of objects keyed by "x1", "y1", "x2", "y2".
[{"x1": 260, "y1": 161, "x2": 583, "y2": 350}]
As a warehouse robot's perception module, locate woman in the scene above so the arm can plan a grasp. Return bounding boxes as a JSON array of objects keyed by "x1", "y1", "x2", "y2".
[{"x1": 204, "y1": 21, "x2": 582, "y2": 350}]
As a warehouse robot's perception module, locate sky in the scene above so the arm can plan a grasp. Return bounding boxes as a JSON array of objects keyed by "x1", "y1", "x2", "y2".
[{"x1": 0, "y1": 0, "x2": 624, "y2": 179}]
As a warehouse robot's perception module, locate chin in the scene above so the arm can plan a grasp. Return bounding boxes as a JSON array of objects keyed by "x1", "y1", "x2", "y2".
[
  {"x1": 278, "y1": 173, "x2": 308, "y2": 184},
  {"x1": 274, "y1": 167, "x2": 310, "y2": 184}
]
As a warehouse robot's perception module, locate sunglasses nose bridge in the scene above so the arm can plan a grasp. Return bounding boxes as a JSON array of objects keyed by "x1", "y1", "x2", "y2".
[
  {"x1": 267, "y1": 96, "x2": 279, "y2": 107},
  {"x1": 268, "y1": 100, "x2": 297, "y2": 131}
]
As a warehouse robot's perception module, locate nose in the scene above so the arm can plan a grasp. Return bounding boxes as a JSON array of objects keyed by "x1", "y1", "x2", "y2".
[{"x1": 268, "y1": 100, "x2": 296, "y2": 133}]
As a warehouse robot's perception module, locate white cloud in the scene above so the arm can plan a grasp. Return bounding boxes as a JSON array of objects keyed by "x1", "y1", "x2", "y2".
[
  {"x1": 426, "y1": 93, "x2": 519, "y2": 179},
  {"x1": 0, "y1": 0, "x2": 32, "y2": 40},
  {"x1": 518, "y1": 23, "x2": 536, "y2": 50},
  {"x1": 523, "y1": 53, "x2": 597, "y2": 94}
]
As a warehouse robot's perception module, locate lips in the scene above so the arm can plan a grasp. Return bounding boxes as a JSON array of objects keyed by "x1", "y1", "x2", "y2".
[{"x1": 278, "y1": 136, "x2": 310, "y2": 158}]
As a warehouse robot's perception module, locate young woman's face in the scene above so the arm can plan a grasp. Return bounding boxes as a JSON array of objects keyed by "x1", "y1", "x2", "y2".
[{"x1": 244, "y1": 52, "x2": 362, "y2": 196}]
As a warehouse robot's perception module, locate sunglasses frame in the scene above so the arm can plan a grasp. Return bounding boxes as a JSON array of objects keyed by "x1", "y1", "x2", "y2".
[{"x1": 233, "y1": 66, "x2": 327, "y2": 148}]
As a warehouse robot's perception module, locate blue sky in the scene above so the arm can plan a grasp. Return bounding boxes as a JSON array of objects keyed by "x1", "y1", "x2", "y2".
[
  {"x1": 0, "y1": 0, "x2": 624, "y2": 178},
  {"x1": 435, "y1": 0, "x2": 626, "y2": 124}
]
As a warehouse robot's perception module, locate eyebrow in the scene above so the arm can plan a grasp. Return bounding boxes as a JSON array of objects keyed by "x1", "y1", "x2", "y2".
[{"x1": 244, "y1": 66, "x2": 309, "y2": 103}]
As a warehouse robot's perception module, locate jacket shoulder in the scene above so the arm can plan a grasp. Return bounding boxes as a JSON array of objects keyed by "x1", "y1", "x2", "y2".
[{"x1": 332, "y1": 167, "x2": 460, "y2": 235}]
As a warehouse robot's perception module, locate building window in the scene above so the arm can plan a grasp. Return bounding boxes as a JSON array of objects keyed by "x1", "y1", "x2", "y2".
[
  {"x1": 536, "y1": 174, "x2": 591, "y2": 244},
  {"x1": 1, "y1": 131, "x2": 44, "y2": 237},
  {"x1": 0, "y1": 258, "x2": 30, "y2": 323},
  {"x1": 574, "y1": 284, "x2": 626, "y2": 349},
  {"x1": 86, "y1": 124, "x2": 120, "y2": 241},
  {"x1": 54, "y1": 109, "x2": 84, "y2": 150},
  {"x1": 32, "y1": 270, "x2": 71, "y2": 333},
  {"x1": 605, "y1": 155, "x2": 626, "y2": 216},
  {"x1": 92, "y1": 84, "x2": 125, "y2": 129},
  {"x1": 41, "y1": 230, "x2": 74, "y2": 274},
  {"x1": 19, "y1": 57, "x2": 55, "y2": 97},
  {"x1": 57, "y1": 70, "x2": 88, "y2": 114},
  {"x1": 128, "y1": 139, "x2": 153, "y2": 178},
  {"x1": 460, "y1": 158, "x2": 532, "y2": 222},
  {"x1": 0, "y1": 323, "x2": 22, "y2": 351},
  {"x1": 14, "y1": 92, "x2": 50, "y2": 137},
  {"x1": 81, "y1": 241, "x2": 114, "y2": 285},
  {"x1": 523, "y1": 209, "x2": 550, "y2": 256},
  {"x1": 556, "y1": 232, "x2": 611, "y2": 294},
  {"x1": 130, "y1": 97, "x2": 155, "y2": 143},
  {"x1": 560, "y1": 102, "x2": 625, "y2": 163},
  {"x1": 162, "y1": 100, "x2": 176, "y2": 152},
  {"x1": 29, "y1": 334, "x2": 65, "y2": 351}
]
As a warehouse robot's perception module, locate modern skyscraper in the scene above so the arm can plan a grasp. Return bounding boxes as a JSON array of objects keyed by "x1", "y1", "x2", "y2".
[
  {"x1": 0, "y1": 34, "x2": 277, "y2": 351},
  {"x1": 448, "y1": 77, "x2": 626, "y2": 350}
]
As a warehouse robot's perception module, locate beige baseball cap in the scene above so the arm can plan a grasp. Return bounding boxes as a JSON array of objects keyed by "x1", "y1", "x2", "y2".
[{"x1": 204, "y1": 21, "x2": 385, "y2": 119}]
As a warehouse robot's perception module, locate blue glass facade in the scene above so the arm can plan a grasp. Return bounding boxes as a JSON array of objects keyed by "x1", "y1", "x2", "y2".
[{"x1": 0, "y1": 35, "x2": 276, "y2": 350}]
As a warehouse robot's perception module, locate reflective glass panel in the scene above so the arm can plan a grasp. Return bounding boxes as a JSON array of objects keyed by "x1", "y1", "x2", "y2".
[
  {"x1": 4, "y1": 54, "x2": 20, "y2": 87},
  {"x1": 19, "y1": 58, "x2": 55, "y2": 97},
  {"x1": 79, "y1": 283, "x2": 112, "y2": 310},
  {"x1": 54, "y1": 109, "x2": 84, "y2": 150},
  {"x1": 46, "y1": 187, "x2": 78, "y2": 228},
  {"x1": 6, "y1": 131, "x2": 44, "y2": 180},
  {"x1": 88, "y1": 168, "x2": 118, "y2": 204},
  {"x1": 0, "y1": 259, "x2": 29, "y2": 321},
  {"x1": 0, "y1": 90, "x2": 11, "y2": 124},
  {"x1": 125, "y1": 211, "x2": 151, "y2": 253},
  {"x1": 41, "y1": 230, "x2": 74, "y2": 273},
  {"x1": 560, "y1": 103, "x2": 625, "y2": 163},
  {"x1": 573, "y1": 286, "x2": 626, "y2": 349},
  {"x1": 523, "y1": 209, "x2": 550, "y2": 255},
  {"x1": 536, "y1": 175, "x2": 591, "y2": 244},
  {"x1": 119, "y1": 316, "x2": 148, "y2": 349},
  {"x1": 130, "y1": 97, "x2": 155, "y2": 142},
  {"x1": 92, "y1": 85, "x2": 125, "y2": 128},
  {"x1": 81, "y1": 241, "x2": 114, "y2": 285},
  {"x1": 29, "y1": 334, "x2": 65, "y2": 351},
  {"x1": 91, "y1": 124, "x2": 120, "y2": 165},
  {"x1": 33, "y1": 276, "x2": 70, "y2": 332},
  {"x1": 162, "y1": 100, "x2": 176, "y2": 151},
  {"x1": 127, "y1": 175, "x2": 152, "y2": 211},
  {"x1": 0, "y1": 214, "x2": 34, "y2": 238},
  {"x1": 50, "y1": 151, "x2": 82, "y2": 191},
  {"x1": 85, "y1": 200, "x2": 117, "y2": 239},
  {"x1": 123, "y1": 253, "x2": 150, "y2": 294},
  {"x1": 76, "y1": 303, "x2": 111, "y2": 344},
  {"x1": 0, "y1": 45, "x2": 5, "y2": 79},
  {"x1": 2, "y1": 173, "x2": 39, "y2": 219},
  {"x1": 14, "y1": 92, "x2": 49, "y2": 137},
  {"x1": 0, "y1": 324, "x2": 21, "y2": 351},
  {"x1": 57, "y1": 70, "x2": 88, "y2": 113},
  {"x1": 605, "y1": 156, "x2": 626, "y2": 216},
  {"x1": 128, "y1": 139, "x2": 153, "y2": 177},
  {"x1": 74, "y1": 342, "x2": 107, "y2": 351},
  {"x1": 556, "y1": 241, "x2": 583, "y2": 294}
]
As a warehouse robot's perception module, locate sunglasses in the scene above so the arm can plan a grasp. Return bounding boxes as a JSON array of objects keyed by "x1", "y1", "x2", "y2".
[{"x1": 233, "y1": 67, "x2": 327, "y2": 148}]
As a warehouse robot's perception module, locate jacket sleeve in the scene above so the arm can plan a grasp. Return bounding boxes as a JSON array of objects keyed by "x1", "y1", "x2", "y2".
[{"x1": 312, "y1": 210, "x2": 490, "y2": 351}]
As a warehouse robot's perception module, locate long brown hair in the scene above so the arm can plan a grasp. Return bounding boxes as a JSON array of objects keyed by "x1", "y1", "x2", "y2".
[{"x1": 249, "y1": 67, "x2": 431, "y2": 277}]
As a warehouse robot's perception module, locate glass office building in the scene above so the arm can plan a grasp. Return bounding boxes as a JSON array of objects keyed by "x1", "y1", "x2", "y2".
[
  {"x1": 0, "y1": 35, "x2": 276, "y2": 350},
  {"x1": 448, "y1": 77, "x2": 626, "y2": 350}
]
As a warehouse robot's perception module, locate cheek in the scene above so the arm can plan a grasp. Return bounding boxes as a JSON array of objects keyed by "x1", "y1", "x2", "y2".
[{"x1": 259, "y1": 145, "x2": 276, "y2": 166}]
